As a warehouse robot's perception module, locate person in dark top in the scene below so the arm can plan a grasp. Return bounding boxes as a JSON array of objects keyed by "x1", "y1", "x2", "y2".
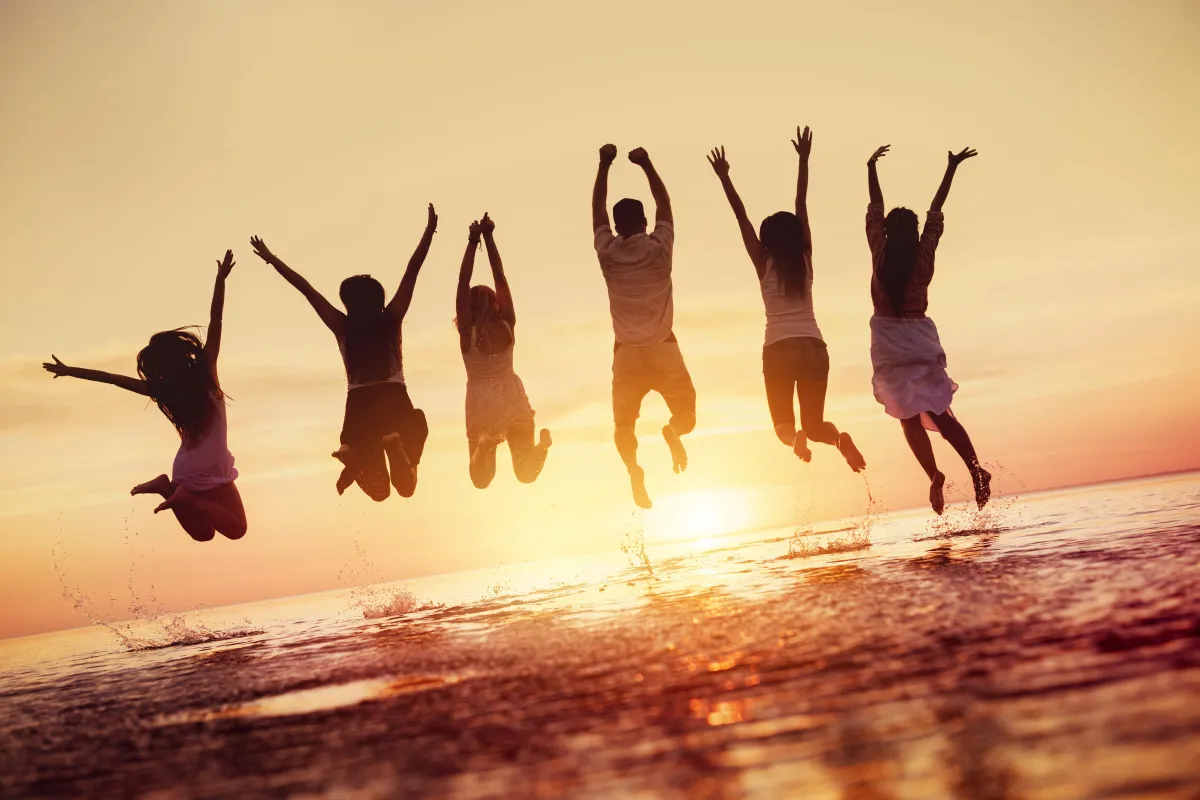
[{"x1": 250, "y1": 205, "x2": 435, "y2": 501}]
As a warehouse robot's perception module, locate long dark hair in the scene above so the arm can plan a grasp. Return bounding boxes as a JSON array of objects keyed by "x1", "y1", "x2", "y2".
[
  {"x1": 339, "y1": 275, "x2": 399, "y2": 384},
  {"x1": 758, "y1": 211, "x2": 809, "y2": 297},
  {"x1": 136, "y1": 329, "x2": 221, "y2": 446},
  {"x1": 881, "y1": 208, "x2": 920, "y2": 313}
]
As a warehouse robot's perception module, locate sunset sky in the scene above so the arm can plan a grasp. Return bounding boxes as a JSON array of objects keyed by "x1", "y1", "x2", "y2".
[{"x1": 2, "y1": 0, "x2": 1197, "y2": 639}]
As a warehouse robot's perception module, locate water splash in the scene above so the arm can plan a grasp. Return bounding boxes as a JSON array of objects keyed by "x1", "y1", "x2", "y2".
[
  {"x1": 620, "y1": 509, "x2": 653, "y2": 575},
  {"x1": 52, "y1": 514, "x2": 262, "y2": 651},
  {"x1": 921, "y1": 461, "x2": 1023, "y2": 541},
  {"x1": 785, "y1": 468, "x2": 876, "y2": 559}
]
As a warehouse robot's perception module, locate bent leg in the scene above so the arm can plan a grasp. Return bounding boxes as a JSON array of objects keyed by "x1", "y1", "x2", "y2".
[
  {"x1": 469, "y1": 438, "x2": 498, "y2": 489},
  {"x1": 508, "y1": 419, "x2": 549, "y2": 484},
  {"x1": 155, "y1": 482, "x2": 247, "y2": 541},
  {"x1": 656, "y1": 344, "x2": 696, "y2": 473},
  {"x1": 355, "y1": 445, "x2": 391, "y2": 502},
  {"x1": 384, "y1": 433, "x2": 416, "y2": 498},
  {"x1": 763, "y1": 341, "x2": 810, "y2": 461}
]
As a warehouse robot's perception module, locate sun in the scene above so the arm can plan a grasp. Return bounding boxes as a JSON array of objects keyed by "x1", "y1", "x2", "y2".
[{"x1": 649, "y1": 488, "x2": 756, "y2": 542}]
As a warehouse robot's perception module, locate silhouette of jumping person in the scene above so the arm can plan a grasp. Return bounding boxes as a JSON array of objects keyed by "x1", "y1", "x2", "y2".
[
  {"x1": 456, "y1": 213, "x2": 552, "y2": 488},
  {"x1": 249, "y1": 204, "x2": 435, "y2": 502},
  {"x1": 592, "y1": 144, "x2": 695, "y2": 509},
  {"x1": 43, "y1": 251, "x2": 247, "y2": 542},
  {"x1": 707, "y1": 127, "x2": 866, "y2": 472},
  {"x1": 866, "y1": 145, "x2": 991, "y2": 514}
]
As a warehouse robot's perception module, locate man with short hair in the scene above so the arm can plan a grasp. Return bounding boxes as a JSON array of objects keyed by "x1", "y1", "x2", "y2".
[{"x1": 592, "y1": 144, "x2": 696, "y2": 509}]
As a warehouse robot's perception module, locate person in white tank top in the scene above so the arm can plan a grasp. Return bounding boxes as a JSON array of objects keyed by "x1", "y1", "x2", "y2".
[
  {"x1": 706, "y1": 127, "x2": 865, "y2": 473},
  {"x1": 456, "y1": 214, "x2": 551, "y2": 489},
  {"x1": 43, "y1": 250, "x2": 247, "y2": 542},
  {"x1": 250, "y1": 205, "x2": 435, "y2": 503}
]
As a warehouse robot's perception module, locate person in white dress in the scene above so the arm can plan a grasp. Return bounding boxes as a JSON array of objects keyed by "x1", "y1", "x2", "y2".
[
  {"x1": 865, "y1": 144, "x2": 991, "y2": 515},
  {"x1": 456, "y1": 213, "x2": 550, "y2": 488}
]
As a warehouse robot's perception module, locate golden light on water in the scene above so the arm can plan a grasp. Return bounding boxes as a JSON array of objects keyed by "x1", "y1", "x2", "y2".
[{"x1": 645, "y1": 489, "x2": 758, "y2": 543}]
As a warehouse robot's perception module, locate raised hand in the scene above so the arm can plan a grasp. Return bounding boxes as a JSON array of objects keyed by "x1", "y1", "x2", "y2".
[
  {"x1": 868, "y1": 145, "x2": 890, "y2": 165},
  {"x1": 792, "y1": 125, "x2": 813, "y2": 159},
  {"x1": 628, "y1": 147, "x2": 650, "y2": 167},
  {"x1": 706, "y1": 146, "x2": 730, "y2": 177},
  {"x1": 249, "y1": 236, "x2": 277, "y2": 265},
  {"x1": 426, "y1": 203, "x2": 438, "y2": 232},
  {"x1": 468, "y1": 220, "x2": 483, "y2": 241},
  {"x1": 216, "y1": 249, "x2": 235, "y2": 279},
  {"x1": 42, "y1": 355, "x2": 70, "y2": 378},
  {"x1": 948, "y1": 147, "x2": 978, "y2": 166},
  {"x1": 480, "y1": 212, "x2": 495, "y2": 235},
  {"x1": 599, "y1": 143, "x2": 618, "y2": 165}
]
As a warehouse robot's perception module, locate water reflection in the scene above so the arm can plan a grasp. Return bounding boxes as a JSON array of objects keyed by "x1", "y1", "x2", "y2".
[{"x1": 1, "y1": 476, "x2": 1198, "y2": 797}]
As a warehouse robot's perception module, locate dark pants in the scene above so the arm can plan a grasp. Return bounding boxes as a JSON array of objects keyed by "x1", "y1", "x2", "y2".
[
  {"x1": 762, "y1": 336, "x2": 838, "y2": 445},
  {"x1": 339, "y1": 382, "x2": 428, "y2": 501}
]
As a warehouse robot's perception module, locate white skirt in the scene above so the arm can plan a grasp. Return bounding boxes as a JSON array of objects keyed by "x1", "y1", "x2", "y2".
[{"x1": 869, "y1": 314, "x2": 958, "y2": 431}]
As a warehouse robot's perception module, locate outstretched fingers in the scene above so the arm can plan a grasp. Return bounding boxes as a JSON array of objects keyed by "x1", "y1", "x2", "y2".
[{"x1": 869, "y1": 144, "x2": 890, "y2": 163}]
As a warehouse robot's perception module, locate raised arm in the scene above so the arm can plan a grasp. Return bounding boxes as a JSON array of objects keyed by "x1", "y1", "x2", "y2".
[
  {"x1": 593, "y1": 144, "x2": 616, "y2": 231},
  {"x1": 706, "y1": 146, "x2": 766, "y2": 278},
  {"x1": 250, "y1": 236, "x2": 345, "y2": 337},
  {"x1": 629, "y1": 148, "x2": 672, "y2": 225},
  {"x1": 388, "y1": 203, "x2": 437, "y2": 320},
  {"x1": 867, "y1": 145, "x2": 889, "y2": 206},
  {"x1": 204, "y1": 250, "x2": 234, "y2": 365},
  {"x1": 457, "y1": 220, "x2": 481, "y2": 333},
  {"x1": 930, "y1": 147, "x2": 977, "y2": 212},
  {"x1": 42, "y1": 355, "x2": 149, "y2": 396},
  {"x1": 479, "y1": 213, "x2": 515, "y2": 324},
  {"x1": 792, "y1": 126, "x2": 813, "y2": 254}
]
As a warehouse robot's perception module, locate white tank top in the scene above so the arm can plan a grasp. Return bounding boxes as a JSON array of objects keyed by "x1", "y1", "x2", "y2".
[
  {"x1": 171, "y1": 395, "x2": 238, "y2": 491},
  {"x1": 760, "y1": 254, "x2": 823, "y2": 346}
]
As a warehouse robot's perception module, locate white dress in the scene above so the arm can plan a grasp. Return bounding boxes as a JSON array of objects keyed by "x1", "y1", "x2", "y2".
[
  {"x1": 171, "y1": 394, "x2": 238, "y2": 491},
  {"x1": 462, "y1": 322, "x2": 534, "y2": 445},
  {"x1": 869, "y1": 315, "x2": 958, "y2": 431}
]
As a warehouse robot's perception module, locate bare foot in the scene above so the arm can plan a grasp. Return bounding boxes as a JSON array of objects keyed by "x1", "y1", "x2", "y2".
[
  {"x1": 837, "y1": 432, "x2": 866, "y2": 472},
  {"x1": 630, "y1": 466, "x2": 652, "y2": 509},
  {"x1": 332, "y1": 444, "x2": 350, "y2": 464},
  {"x1": 154, "y1": 485, "x2": 193, "y2": 514},
  {"x1": 131, "y1": 474, "x2": 173, "y2": 498},
  {"x1": 662, "y1": 425, "x2": 688, "y2": 474},
  {"x1": 335, "y1": 467, "x2": 356, "y2": 496},
  {"x1": 793, "y1": 432, "x2": 812, "y2": 462},
  {"x1": 538, "y1": 428, "x2": 552, "y2": 450},
  {"x1": 930, "y1": 472, "x2": 946, "y2": 516},
  {"x1": 973, "y1": 467, "x2": 992, "y2": 509}
]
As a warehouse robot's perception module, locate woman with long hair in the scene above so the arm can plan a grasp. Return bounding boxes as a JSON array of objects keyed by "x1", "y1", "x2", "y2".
[
  {"x1": 250, "y1": 204, "x2": 436, "y2": 501},
  {"x1": 707, "y1": 127, "x2": 865, "y2": 472},
  {"x1": 43, "y1": 251, "x2": 247, "y2": 542},
  {"x1": 456, "y1": 213, "x2": 551, "y2": 488},
  {"x1": 865, "y1": 144, "x2": 991, "y2": 514}
]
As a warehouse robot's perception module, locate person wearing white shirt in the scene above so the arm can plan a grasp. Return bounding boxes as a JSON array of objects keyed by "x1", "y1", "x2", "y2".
[{"x1": 591, "y1": 144, "x2": 695, "y2": 509}]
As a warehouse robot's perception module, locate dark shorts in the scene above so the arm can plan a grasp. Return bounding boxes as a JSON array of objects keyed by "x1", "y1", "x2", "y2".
[
  {"x1": 762, "y1": 336, "x2": 830, "y2": 434},
  {"x1": 341, "y1": 382, "x2": 428, "y2": 466}
]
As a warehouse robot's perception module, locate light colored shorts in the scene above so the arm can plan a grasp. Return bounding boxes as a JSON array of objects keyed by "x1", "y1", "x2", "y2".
[{"x1": 612, "y1": 340, "x2": 696, "y2": 431}]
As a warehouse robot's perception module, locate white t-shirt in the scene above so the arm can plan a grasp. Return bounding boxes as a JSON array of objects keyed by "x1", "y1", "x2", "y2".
[
  {"x1": 594, "y1": 221, "x2": 675, "y2": 347},
  {"x1": 759, "y1": 254, "x2": 823, "y2": 346}
]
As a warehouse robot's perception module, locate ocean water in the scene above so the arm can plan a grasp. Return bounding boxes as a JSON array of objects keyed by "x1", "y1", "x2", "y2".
[{"x1": 1, "y1": 474, "x2": 1198, "y2": 799}]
